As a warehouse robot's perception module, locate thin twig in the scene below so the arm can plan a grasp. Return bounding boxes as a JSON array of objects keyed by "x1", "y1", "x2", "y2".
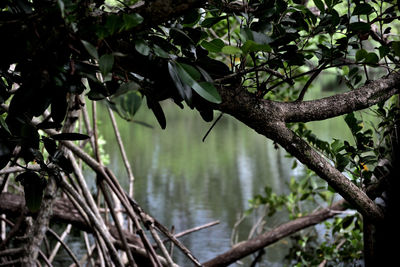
[
  {"x1": 149, "y1": 227, "x2": 175, "y2": 267},
  {"x1": 107, "y1": 106, "x2": 136, "y2": 198},
  {"x1": 202, "y1": 113, "x2": 224, "y2": 142},
  {"x1": 99, "y1": 181, "x2": 137, "y2": 267},
  {"x1": 168, "y1": 220, "x2": 220, "y2": 240},
  {"x1": 59, "y1": 176, "x2": 124, "y2": 267},
  {"x1": 46, "y1": 227, "x2": 81, "y2": 267},
  {"x1": 296, "y1": 61, "x2": 328, "y2": 101}
]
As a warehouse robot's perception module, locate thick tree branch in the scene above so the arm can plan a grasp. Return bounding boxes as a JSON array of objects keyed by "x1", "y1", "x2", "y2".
[
  {"x1": 212, "y1": 86, "x2": 386, "y2": 222},
  {"x1": 281, "y1": 72, "x2": 400, "y2": 122},
  {"x1": 203, "y1": 200, "x2": 347, "y2": 267}
]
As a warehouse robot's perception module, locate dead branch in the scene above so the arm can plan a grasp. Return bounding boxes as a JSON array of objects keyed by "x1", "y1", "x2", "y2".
[{"x1": 203, "y1": 200, "x2": 347, "y2": 267}]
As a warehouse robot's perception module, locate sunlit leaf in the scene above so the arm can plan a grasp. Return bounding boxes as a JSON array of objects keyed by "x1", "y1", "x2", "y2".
[
  {"x1": 221, "y1": 45, "x2": 243, "y2": 55},
  {"x1": 241, "y1": 40, "x2": 271, "y2": 54},
  {"x1": 201, "y1": 39, "x2": 225, "y2": 53}
]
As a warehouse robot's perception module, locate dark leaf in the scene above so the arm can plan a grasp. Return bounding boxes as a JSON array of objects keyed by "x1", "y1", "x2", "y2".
[
  {"x1": 51, "y1": 133, "x2": 90, "y2": 141},
  {"x1": 364, "y1": 52, "x2": 379, "y2": 65},
  {"x1": 392, "y1": 41, "x2": 400, "y2": 57},
  {"x1": 353, "y1": 3, "x2": 373, "y2": 15},
  {"x1": 99, "y1": 54, "x2": 114, "y2": 77},
  {"x1": 182, "y1": 9, "x2": 201, "y2": 26},
  {"x1": 37, "y1": 121, "x2": 62, "y2": 129},
  {"x1": 170, "y1": 28, "x2": 194, "y2": 47},
  {"x1": 168, "y1": 61, "x2": 192, "y2": 105},
  {"x1": 51, "y1": 91, "x2": 68, "y2": 124},
  {"x1": 378, "y1": 45, "x2": 390, "y2": 58},
  {"x1": 147, "y1": 99, "x2": 166, "y2": 129},
  {"x1": 81, "y1": 40, "x2": 98, "y2": 59},
  {"x1": 122, "y1": 13, "x2": 143, "y2": 31},
  {"x1": 42, "y1": 137, "x2": 57, "y2": 156},
  {"x1": 54, "y1": 153, "x2": 74, "y2": 173},
  {"x1": 341, "y1": 216, "x2": 354, "y2": 229},
  {"x1": 349, "y1": 22, "x2": 371, "y2": 33},
  {"x1": 16, "y1": 171, "x2": 46, "y2": 213},
  {"x1": 313, "y1": 0, "x2": 325, "y2": 13}
]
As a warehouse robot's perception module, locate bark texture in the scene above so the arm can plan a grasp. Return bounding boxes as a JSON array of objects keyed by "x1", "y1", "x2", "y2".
[
  {"x1": 203, "y1": 200, "x2": 347, "y2": 267},
  {"x1": 0, "y1": 192, "x2": 143, "y2": 248}
]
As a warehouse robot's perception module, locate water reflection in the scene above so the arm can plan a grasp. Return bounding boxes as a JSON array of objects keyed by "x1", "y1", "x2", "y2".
[{"x1": 96, "y1": 101, "x2": 298, "y2": 265}]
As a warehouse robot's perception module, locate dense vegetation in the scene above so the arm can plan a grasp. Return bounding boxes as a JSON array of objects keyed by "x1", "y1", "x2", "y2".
[{"x1": 0, "y1": 0, "x2": 399, "y2": 266}]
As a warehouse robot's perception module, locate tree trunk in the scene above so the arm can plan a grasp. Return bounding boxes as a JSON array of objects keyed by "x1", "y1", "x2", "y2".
[{"x1": 364, "y1": 110, "x2": 400, "y2": 266}]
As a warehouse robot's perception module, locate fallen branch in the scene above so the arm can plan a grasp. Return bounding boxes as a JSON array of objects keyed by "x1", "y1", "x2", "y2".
[{"x1": 202, "y1": 200, "x2": 347, "y2": 267}]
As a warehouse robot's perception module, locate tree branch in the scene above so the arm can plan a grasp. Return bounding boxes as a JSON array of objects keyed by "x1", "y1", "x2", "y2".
[
  {"x1": 281, "y1": 72, "x2": 400, "y2": 123},
  {"x1": 203, "y1": 200, "x2": 347, "y2": 267}
]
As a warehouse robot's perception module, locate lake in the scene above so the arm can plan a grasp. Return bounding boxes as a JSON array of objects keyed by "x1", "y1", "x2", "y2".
[{"x1": 87, "y1": 98, "x2": 353, "y2": 266}]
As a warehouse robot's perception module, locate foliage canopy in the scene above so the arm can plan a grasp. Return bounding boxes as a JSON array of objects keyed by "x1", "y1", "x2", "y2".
[{"x1": 0, "y1": 0, "x2": 399, "y2": 265}]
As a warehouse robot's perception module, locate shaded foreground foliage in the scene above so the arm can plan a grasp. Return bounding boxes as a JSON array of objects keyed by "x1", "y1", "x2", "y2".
[{"x1": 0, "y1": 0, "x2": 399, "y2": 266}]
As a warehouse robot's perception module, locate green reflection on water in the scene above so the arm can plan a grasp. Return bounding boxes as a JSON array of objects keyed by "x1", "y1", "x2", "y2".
[
  {"x1": 92, "y1": 94, "x2": 364, "y2": 265},
  {"x1": 96, "y1": 101, "x2": 296, "y2": 265}
]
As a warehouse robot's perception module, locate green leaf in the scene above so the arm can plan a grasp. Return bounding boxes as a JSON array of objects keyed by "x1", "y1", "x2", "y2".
[
  {"x1": 364, "y1": 52, "x2": 379, "y2": 65},
  {"x1": 378, "y1": 45, "x2": 390, "y2": 58},
  {"x1": 135, "y1": 40, "x2": 150, "y2": 56},
  {"x1": 313, "y1": 0, "x2": 325, "y2": 13},
  {"x1": 221, "y1": 45, "x2": 243, "y2": 55},
  {"x1": 153, "y1": 45, "x2": 169, "y2": 58},
  {"x1": 51, "y1": 133, "x2": 90, "y2": 141},
  {"x1": 392, "y1": 41, "x2": 400, "y2": 57},
  {"x1": 241, "y1": 40, "x2": 271, "y2": 54},
  {"x1": 99, "y1": 54, "x2": 114, "y2": 77},
  {"x1": 81, "y1": 40, "x2": 98, "y2": 59},
  {"x1": 122, "y1": 13, "x2": 143, "y2": 30},
  {"x1": 241, "y1": 28, "x2": 272, "y2": 44},
  {"x1": 170, "y1": 28, "x2": 194, "y2": 46},
  {"x1": 168, "y1": 61, "x2": 192, "y2": 104},
  {"x1": 355, "y1": 49, "x2": 368, "y2": 62},
  {"x1": 175, "y1": 63, "x2": 221, "y2": 103},
  {"x1": 193, "y1": 82, "x2": 221, "y2": 104},
  {"x1": 353, "y1": 3, "x2": 373, "y2": 15},
  {"x1": 105, "y1": 14, "x2": 123, "y2": 35},
  {"x1": 117, "y1": 91, "x2": 142, "y2": 119},
  {"x1": 16, "y1": 171, "x2": 46, "y2": 213},
  {"x1": 178, "y1": 63, "x2": 201, "y2": 80},
  {"x1": 201, "y1": 39, "x2": 225, "y2": 53},
  {"x1": 0, "y1": 116, "x2": 11, "y2": 135}
]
